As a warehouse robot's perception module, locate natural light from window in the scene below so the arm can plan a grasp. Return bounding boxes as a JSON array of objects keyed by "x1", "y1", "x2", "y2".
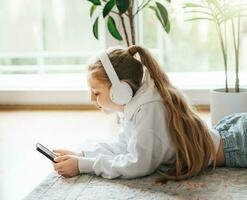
[{"x1": 0, "y1": 0, "x2": 246, "y2": 90}]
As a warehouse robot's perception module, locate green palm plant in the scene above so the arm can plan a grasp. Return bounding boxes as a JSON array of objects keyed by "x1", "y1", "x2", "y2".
[
  {"x1": 86, "y1": 0, "x2": 171, "y2": 47},
  {"x1": 183, "y1": 0, "x2": 247, "y2": 92}
]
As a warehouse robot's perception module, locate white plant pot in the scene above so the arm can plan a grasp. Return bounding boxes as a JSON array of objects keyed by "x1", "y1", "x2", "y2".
[{"x1": 210, "y1": 88, "x2": 247, "y2": 126}]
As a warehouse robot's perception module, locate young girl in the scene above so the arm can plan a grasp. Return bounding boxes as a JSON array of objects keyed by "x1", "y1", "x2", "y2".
[{"x1": 53, "y1": 45, "x2": 247, "y2": 182}]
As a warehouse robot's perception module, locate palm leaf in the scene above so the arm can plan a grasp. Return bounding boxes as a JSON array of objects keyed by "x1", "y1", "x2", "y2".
[
  {"x1": 185, "y1": 17, "x2": 216, "y2": 22},
  {"x1": 208, "y1": 0, "x2": 224, "y2": 12},
  {"x1": 207, "y1": 0, "x2": 224, "y2": 17},
  {"x1": 218, "y1": 5, "x2": 247, "y2": 23},
  {"x1": 183, "y1": 3, "x2": 210, "y2": 10},
  {"x1": 184, "y1": 10, "x2": 214, "y2": 17}
]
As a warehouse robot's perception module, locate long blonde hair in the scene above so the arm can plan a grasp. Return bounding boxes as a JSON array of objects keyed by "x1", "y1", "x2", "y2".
[{"x1": 88, "y1": 45, "x2": 216, "y2": 182}]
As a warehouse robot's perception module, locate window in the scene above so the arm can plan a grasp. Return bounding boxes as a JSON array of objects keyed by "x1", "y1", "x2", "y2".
[
  {"x1": 140, "y1": 0, "x2": 247, "y2": 88},
  {"x1": 141, "y1": 0, "x2": 247, "y2": 72},
  {"x1": 0, "y1": 0, "x2": 104, "y2": 74},
  {"x1": 0, "y1": 0, "x2": 246, "y2": 105}
]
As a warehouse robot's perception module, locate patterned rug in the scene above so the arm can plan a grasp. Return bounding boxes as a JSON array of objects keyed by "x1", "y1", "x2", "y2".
[{"x1": 25, "y1": 168, "x2": 247, "y2": 200}]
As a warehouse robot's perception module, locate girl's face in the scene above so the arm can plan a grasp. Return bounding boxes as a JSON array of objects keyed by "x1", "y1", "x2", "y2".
[{"x1": 88, "y1": 76, "x2": 125, "y2": 114}]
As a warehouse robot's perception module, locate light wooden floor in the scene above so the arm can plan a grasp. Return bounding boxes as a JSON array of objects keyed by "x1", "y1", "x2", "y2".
[{"x1": 0, "y1": 109, "x2": 210, "y2": 200}]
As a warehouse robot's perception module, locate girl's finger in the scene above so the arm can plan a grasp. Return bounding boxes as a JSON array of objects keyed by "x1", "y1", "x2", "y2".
[
  {"x1": 58, "y1": 170, "x2": 64, "y2": 175},
  {"x1": 53, "y1": 149, "x2": 67, "y2": 153},
  {"x1": 53, "y1": 164, "x2": 62, "y2": 171},
  {"x1": 54, "y1": 155, "x2": 70, "y2": 162},
  {"x1": 54, "y1": 152, "x2": 65, "y2": 157},
  {"x1": 53, "y1": 161, "x2": 64, "y2": 170}
]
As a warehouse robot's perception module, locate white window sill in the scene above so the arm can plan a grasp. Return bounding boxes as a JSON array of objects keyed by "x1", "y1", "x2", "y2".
[
  {"x1": 0, "y1": 73, "x2": 88, "y2": 91},
  {"x1": 0, "y1": 72, "x2": 246, "y2": 105},
  {"x1": 0, "y1": 72, "x2": 246, "y2": 90}
]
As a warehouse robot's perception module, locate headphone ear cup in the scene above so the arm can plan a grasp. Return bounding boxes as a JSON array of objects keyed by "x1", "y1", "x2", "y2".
[{"x1": 110, "y1": 82, "x2": 133, "y2": 105}]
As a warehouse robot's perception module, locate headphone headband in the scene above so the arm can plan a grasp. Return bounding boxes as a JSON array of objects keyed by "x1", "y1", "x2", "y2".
[{"x1": 98, "y1": 52, "x2": 120, "y2": 86}]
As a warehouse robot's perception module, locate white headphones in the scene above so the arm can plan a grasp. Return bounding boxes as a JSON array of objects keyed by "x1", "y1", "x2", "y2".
[{"x1": 98, "y1": 51, "x2": 133, "y2": 105}]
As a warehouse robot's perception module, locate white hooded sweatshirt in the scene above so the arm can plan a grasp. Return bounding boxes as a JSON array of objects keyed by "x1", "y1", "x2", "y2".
[{"x1": 78, "y1": 70, "x2": 221, "y2": 179}]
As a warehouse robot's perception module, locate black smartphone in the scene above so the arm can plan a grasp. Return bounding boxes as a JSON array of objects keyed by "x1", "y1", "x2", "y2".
[{"x1": 36, "y1": 143, "x2": 57, "y2": 163}]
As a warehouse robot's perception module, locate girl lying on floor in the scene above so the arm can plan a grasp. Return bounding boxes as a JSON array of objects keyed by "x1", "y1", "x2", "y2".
[{"x1": 53, "y1": 45, "x2": 247, "y2": 183}]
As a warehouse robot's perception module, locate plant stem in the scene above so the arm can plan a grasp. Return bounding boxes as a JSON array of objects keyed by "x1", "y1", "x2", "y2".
[
  {"x1": 128, "y1": 0, "x2": 136, "y2": 45},
  {"x1": 102, "y1": 0, "x2": 130, "y2": 46},
  {"x1": 223, "y1": 2, "x2": 227, "y2": 84},
  {"x1": 209, "y1": 2, "x2": 228, "y2": 92},
  {"x1": 216, "y1": 23, "x2": 228, "y2": 92},
  {"x1": 119, "y1": 14, "x2": 130, "y2": 46},
  {"x1": 134, "y1": 0, "x2": 152, "y2": 16},
  {"x1": 110, "y1": 10, "x2": 120, "y2": 15},
  {"x1": 236, "y1": 1, "x2": 241, "y2": 92},
  {"x1": 232, "y1": 18, "x2": 240, "y2": 93}
]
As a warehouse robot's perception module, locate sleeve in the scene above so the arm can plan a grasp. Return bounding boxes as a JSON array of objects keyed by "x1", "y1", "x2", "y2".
[
  {"x1": 78, "y1": 102, "x2": 168, "y2": 179},
  {"x1": 82, "y1": 126, "x2": 128, "y2": 158}
]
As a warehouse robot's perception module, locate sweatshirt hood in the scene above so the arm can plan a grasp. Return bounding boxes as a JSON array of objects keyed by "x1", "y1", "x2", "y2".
[{"x1": 122, "y1": 69, "x2": 163, "y2": 121}]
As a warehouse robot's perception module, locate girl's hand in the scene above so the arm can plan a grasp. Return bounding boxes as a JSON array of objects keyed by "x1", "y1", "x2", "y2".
[
  {"x1": 53, "y1": 149, "x2": 84, "y2": 157},
  {"x1": 53, "y1": 155, "x2": 80, "y2": 178}
]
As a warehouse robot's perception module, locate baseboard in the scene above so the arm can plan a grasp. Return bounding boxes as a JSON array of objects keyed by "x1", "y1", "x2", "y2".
[
  {"x1": 0, "y1": 104, "x2": 210, "y2": 111},
  {"x1": 193, "y1": 104, "x2": 210, "y2": 112},
  {"x1": 0, "y1": 104, "x2": 97, "y2": 111}
]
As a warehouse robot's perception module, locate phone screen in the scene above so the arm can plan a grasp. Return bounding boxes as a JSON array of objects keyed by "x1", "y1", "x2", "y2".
[{"x1": 36, "y1": 143, "x2": 56, "y2": 162}]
